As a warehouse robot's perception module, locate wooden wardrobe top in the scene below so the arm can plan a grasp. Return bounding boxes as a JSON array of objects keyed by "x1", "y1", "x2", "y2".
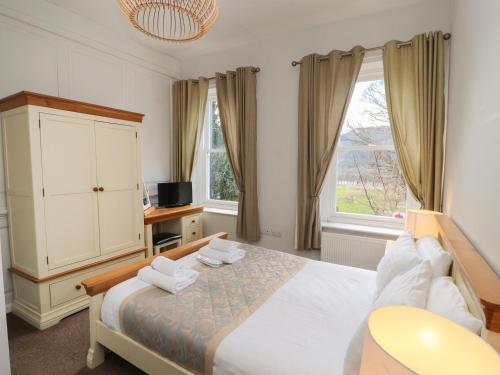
[{"x1": 0, "y1": 91, "x2": 144, "y2": 123}]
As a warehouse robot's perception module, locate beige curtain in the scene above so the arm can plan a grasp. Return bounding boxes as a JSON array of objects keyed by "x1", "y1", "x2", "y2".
[
  {"x1": 297, "y1": 47, "x2": 365, "y2": 250},
  {"x1": 383, "y1": 31, "x2": 445, "y2": 210},
  {"x1": 215, "y1": 67, "x2": 260, "y2": 241},
  {"x1": 172, "y1": 78, "x2": 209, "y2": 182}
]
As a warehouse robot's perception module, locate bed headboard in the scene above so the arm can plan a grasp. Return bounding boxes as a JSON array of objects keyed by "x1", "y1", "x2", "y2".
[{"x1": 408, "y1": 210, "x2": 500, "y2": 351}]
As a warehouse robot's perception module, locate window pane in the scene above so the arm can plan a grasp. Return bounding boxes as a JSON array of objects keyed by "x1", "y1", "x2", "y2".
[
  {"x1": 338, "y1": 80, "x2": 393, "y2": 147},
  {"x1": 209, "y1": 151, "x2": 239, "y2": 201},
  {"x1": 210, "y1": 100, "x2": 225, "y2": 149},
  {"x1": 336, "y1": 150, "x2": 406, "y2": 219}
]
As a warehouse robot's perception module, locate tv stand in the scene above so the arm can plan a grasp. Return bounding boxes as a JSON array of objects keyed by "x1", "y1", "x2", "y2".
[{"x1": 143, "y1": 204, "x2": 204, "y2": 257}]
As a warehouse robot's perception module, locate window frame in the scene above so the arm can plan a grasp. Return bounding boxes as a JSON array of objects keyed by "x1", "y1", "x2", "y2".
[
  {"x1": 321, "y1": 52, "x2": 418, "y2": 229},
  {"x1": 194, "y1": 87, "x2": 239, "y2": 211}
]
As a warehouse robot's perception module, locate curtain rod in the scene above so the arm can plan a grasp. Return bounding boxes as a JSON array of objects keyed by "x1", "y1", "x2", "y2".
[
  {"x1": 191, "y1": 67, "x2": 261, "y2": 83},
  {"x1": 290, "y1": 33, "x2": 451, "y2": 66}
]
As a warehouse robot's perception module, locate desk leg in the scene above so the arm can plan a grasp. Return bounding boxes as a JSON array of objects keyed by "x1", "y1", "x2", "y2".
[{"x1": 145, "y1": 224, "x2": 153, "y2": 257}]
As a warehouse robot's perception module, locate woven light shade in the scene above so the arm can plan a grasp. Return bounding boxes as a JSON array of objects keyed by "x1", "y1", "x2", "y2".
[{"x1": 116, "y1": 0, "x2": 218, "y2": 42}]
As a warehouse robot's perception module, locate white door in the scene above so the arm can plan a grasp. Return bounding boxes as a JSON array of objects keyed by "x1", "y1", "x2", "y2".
[
  {"x1": 95, "y1": 121, "x2": 141, "y2": 255},
  {"x1": 40, "y1": 113, "x2": 100, "y2": 269}
]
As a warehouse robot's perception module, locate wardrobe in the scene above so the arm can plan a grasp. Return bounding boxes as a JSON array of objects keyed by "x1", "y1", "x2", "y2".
[{"x1": 0, "y1": 91, "x2": 146, "y2": 329}]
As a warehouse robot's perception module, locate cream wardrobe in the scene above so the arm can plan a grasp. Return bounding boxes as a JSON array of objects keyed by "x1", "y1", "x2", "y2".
[{"x1": 0, "y1": 92, "x2": 146, "y2": 329}]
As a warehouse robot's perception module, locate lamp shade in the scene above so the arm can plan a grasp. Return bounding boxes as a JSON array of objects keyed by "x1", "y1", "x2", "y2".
[
  {"x1": 360, "y1": 305, "x2": 499, "y2": 374},
  {"x1": 405, "y1": 209, "x2": 442, "y2": 239}
]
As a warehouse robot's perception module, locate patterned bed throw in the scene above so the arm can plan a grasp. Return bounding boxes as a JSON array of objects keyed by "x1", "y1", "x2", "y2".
[{"x1": 119, "y1": 244, "x2": 308, "y2": 374}]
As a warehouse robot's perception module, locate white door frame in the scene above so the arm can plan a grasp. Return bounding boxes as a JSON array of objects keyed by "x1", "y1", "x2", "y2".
[{"x1": 0, "y1": 238, "x2": 11, "y2": 374}]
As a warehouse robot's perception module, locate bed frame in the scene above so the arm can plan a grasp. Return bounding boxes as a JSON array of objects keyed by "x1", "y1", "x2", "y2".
[{"x1": 82, "y1": 215, "x2": 500, "y2": 374}]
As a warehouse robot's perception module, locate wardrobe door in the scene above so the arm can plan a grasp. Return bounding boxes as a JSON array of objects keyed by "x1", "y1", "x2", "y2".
[
  {"x1": 95, "y1": 121, "x2": 141, "y2": 255},
  {"x1": 40, "y1": 113, "x2": 100, "y2": 269}
]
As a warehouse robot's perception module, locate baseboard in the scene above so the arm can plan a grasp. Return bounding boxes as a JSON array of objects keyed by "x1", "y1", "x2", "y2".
[{"x1": 4, "y1": 290, "x2": 13, "y2": 313}]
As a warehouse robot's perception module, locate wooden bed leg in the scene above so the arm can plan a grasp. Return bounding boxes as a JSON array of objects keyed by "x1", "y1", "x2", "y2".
[{"x1": 87, "y1": 293, "x2": 105, "y2": 369}]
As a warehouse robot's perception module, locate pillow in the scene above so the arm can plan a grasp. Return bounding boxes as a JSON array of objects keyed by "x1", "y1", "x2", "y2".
[
  {"x1": 375, "y1": 232, "x2": 421, "y2": 296},
  {"x1": 343, "y1": 319, "x2": 367, "y2": 375},
  {"x1": 427, "y1": 277, "x2": 483, "y2": 334},
  {"x1": 344, "y1": 260, "x2": 433, "y2": 375},
  {"x1": 416, "y1": 236, "x2": 452, "y2": 277},
  {"x1": 373, "y1": 259, "x2": 433, "y2": 309}
]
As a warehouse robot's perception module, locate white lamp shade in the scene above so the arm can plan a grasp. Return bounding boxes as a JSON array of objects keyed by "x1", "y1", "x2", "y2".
[
  {"x1": 405, "y1": 209, "x2": 442, "y2": 239},
  {"x1": 360, "y1": 306, "x2": 500, "y2": 374}
]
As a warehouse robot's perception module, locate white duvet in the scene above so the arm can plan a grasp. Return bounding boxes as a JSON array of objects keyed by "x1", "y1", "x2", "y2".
[{"x1": 101, "y1": 252, "x2": 376, "y2": 375}]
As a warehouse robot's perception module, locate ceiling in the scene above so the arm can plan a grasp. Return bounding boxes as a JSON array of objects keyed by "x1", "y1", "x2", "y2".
[{"x1": 46, "y1": 0, "x2": 426, "y2": 60}]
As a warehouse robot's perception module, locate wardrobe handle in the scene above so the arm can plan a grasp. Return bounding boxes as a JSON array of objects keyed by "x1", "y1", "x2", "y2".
[
  {"x1": 92, "y1": 187, "x2": 98, "y2": 192},
  {"x1": 75, "y1": 285, "x2": 82, "y2": 290},
  {"x1": 98, "y1": 187, "x2": 104, "y2": 192}
]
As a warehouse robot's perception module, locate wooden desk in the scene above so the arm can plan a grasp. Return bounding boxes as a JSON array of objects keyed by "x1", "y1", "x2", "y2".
[{"x1": 143, "y1": 205, "x2": 204, "y2": 256}]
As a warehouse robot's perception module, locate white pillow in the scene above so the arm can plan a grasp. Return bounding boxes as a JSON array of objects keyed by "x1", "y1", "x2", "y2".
[
  {"x1": 375, "y1": 232, "x2": 421, "y2": 296},
  {"x1": 342, "y1": 319, "x2": 367, "y2": 375},
  {"x1": 427, "y1": 277, "x2": 483, "y2": 334},
  {"x1": 416, "y1": 236, "x2": 452, "y2": 277},
  {"x1": 344, "y1": 260, "x2": 433, "y2": 375},
  {"x1": 374, "y1": 259, "x2": 433, "y2": 309}
]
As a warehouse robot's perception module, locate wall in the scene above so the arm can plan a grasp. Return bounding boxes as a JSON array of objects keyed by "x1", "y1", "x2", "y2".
[
  {"x1": 0, "y1": 0, "x2": 179, "y2": 309},
  {"x1": 182, "y1": 0, "x2": 451, "y2": 252},
  {"x1": 443, "y1": 0, "x2": 500, "y2": 274}
]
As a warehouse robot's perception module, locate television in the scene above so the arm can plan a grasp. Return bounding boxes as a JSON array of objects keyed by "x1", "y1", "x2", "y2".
[{"x1": 157, "y1": 181, "x2": 193, "y2": 208}]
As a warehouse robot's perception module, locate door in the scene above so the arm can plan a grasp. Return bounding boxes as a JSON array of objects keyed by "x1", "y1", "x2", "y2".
[
  {"x1": 95, "y1": 121, "x2": 141, "y2": 255},
  {"x1": 40, "y1": 113, "x2": 100, "y2": 269}
]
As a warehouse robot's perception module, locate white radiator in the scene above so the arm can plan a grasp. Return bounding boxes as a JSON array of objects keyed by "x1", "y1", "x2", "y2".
[{"x1": 321, "y1": 232, "x2": 387, "y2": 270}]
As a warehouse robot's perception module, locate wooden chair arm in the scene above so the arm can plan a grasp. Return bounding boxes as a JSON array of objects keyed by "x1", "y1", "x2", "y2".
[{"x1": 82, "y1": 232, "x2": 228, "y2": 296}]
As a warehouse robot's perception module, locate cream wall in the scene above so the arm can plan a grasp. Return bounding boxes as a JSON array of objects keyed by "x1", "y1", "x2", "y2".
[
  {"x1": 443, "y1": 0, "x2": 500, "y2": 274},
  {"x1": 182, "y1": 0, "x2": 451, "y2": 252},
  {"x1": 0, "y1": 0, "x2": 179, "y2": 310}
]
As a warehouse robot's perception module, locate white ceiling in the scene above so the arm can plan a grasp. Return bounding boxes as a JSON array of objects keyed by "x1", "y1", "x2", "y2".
[{"x1": 46, "y1": 0, "x2": 427, "y2": 60}]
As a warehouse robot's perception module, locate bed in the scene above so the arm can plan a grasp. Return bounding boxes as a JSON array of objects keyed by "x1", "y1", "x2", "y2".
[{"x1": 82, "y1": 213, "x2": 500, "y2": 374}]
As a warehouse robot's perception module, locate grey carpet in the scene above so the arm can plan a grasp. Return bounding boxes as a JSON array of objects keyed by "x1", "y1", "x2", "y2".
[{"x1": 7, "y1": 309, "x2": 144, "y2": 375}]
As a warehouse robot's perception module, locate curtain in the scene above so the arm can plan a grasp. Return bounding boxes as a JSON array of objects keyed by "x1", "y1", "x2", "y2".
[
  {"x1": 383, "y1": 31, "x2": 445, "y2": 210},
  {"x1": 216, "y1": 67, "x2": 260, "y2": 241},
  {"x1": 172, "y1": 78, "x2": 209, "y2": 182},
  {"x1": 297, "y1": 47, "x2": 365, "y2": 250}
]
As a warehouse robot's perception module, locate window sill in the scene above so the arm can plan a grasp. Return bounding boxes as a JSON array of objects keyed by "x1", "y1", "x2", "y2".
[
  {"x1": 204, "y1": 207, "x2": 238, "y2": 217},
  {"x1": 322, "y1": 222, "x2": 404, "y2": 240}
]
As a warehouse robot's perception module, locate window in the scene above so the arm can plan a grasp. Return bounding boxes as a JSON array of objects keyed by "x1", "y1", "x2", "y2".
[
  {"x1": 193, "y1": 88, "x2": 238, "y2": 210},
  {"x1": 322, "y1": 54, "x2": 416, "y2": 228}
]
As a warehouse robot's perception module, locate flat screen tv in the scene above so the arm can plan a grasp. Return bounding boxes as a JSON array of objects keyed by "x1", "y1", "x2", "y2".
[{"x1": 157, "y1": 181, "x2": 193, "y2": 208}]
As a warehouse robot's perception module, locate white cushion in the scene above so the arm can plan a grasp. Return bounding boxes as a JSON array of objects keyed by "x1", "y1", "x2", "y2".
[
  {"x1": 427, "y1": 277, "x2": 483, "y2": 334},
  {"x1": 416, "y1": 236, "x2": 452, "y2": 277},
  {"x1": 342, "y1": 319, "x2": 367, "y2": 375},
  {"x1": 375, "y1": 232, "x2": 421, "y2": 296},
  {"x1": 373, "y1": 259, "x2": 433, "y2": 309},
  {"x1": 344, "y1": 260, "x2": 433, "y2": 375}
]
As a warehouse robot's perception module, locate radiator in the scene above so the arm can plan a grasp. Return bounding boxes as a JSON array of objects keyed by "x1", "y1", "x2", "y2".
[{"x1": 321, "y1": 232, "x2": 387, "y2": 270}]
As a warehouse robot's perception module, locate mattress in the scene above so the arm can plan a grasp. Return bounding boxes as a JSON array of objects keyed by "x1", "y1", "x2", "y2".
[{"x1": 101, "y1": 250, "x2": 376, "y2": 375}]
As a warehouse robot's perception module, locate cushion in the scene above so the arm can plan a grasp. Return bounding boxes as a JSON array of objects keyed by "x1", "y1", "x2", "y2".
[
  {"x1": 344, "y1": 260, "x2": 433, "y2": 375},
  {"x1": 375, "y1": 232, "x2": 421, "y2": 296},
  {"x1": 427, "y1": 277, "x2": 483, "y2": 334},
  {"x1": 373, "y1": 259, "x2": 433, "y2": 309},
  {"x1": 342, "y1": 319, "x2": 367, "y2": 375},
  {"x1": 416, "y1": 236, "x2": 452, "y2": 277}
]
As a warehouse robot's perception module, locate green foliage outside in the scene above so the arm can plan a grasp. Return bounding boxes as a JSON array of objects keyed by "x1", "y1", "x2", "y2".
[{"x1": 209, "y1": 100, "x2": 239, "y2": 202}]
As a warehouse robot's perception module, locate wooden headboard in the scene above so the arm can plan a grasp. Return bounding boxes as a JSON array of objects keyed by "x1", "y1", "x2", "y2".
[{"x1": 410, "y1": 211, "x2": 500, "y2": 351}]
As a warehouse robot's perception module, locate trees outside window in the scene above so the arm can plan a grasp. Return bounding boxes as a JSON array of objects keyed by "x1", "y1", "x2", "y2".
[{"x1": 335, "y1": 79, "x2": 407, "y2": 220}]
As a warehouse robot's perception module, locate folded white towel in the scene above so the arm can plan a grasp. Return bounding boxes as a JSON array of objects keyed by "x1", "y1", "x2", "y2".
[
  {"x1": 151, "y1": 256, "x2": 181, "y2": 277},
  {"x1": 137, "y1": 266, "x2": 198, "y2": 294},
  {"x1": 199, "y1": 246, "x2": 246, "y2": 264},
  {"x1": 209, "y1": 238, "x2": 240, "y2": 253}
]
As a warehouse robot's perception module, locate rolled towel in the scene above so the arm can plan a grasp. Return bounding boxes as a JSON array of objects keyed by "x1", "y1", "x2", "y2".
[
  {"x1": 209, "y1": 238, "x2": 240, "y2": 253},
  {"x1": 137, "y1": 266, "x2": 199, "y2": 294},
  {"x1": 199, "y1": 246, "x2": 246, "y2": 264},
  {"x1": 151, "y1": 256, "x2": 181, "y2": 277}
]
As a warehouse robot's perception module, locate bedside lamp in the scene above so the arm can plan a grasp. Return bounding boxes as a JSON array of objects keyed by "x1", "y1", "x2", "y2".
[
  {"x1": 405, "y1": 209, "x2": 442, "y2": 239},
  {"x1": 360, "y1": 305, "x2": 500, "y2": 374}
]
